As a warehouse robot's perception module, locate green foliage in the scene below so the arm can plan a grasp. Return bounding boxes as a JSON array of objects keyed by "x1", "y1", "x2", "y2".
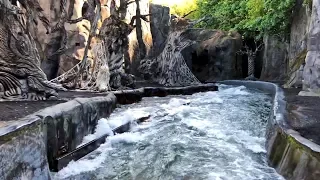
[
  {"x1": 196, "y1": 0, "x2": 295, "y2": 39},
  {"x1": 150, "y1": 0, "x2": 199, "y2": 19},
  {"x1": 171, "y1": 3, "x2": 199, "y2": 19}
]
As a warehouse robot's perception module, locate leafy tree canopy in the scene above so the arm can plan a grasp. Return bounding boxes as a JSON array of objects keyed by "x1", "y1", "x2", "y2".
[
  {"x1": 196, "y1": 0, "x2": 295, "y2": 39},
  {"x1": 150, "y1": 0, "x2": 199, "y2": 19}
]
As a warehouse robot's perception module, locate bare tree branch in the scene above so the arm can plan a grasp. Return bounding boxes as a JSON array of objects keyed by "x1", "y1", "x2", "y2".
[{"x1": 182, "y1": 10, "x2": 196, "y2": 18}]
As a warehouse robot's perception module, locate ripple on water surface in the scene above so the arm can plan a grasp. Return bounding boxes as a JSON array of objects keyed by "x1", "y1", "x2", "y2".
[{"x1": 55, "y1": 85, "x2": 284, "y2": 180}]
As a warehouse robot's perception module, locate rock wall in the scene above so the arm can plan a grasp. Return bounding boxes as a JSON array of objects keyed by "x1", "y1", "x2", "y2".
[
  {"x1": 125, "y1": 0, "x2": 153, "y2": 75},
  {"x1": 37, "y1": 0, "x2": 152, "y2": 80},
  {"x1": 39, "y1": 0, "x2": 92, "y2": 80},
  {"x1": 0, "y1": 93, "x2": 117, "y2": 179},
  {"x1": 39, "y1": 95, "x2": 117, "y2": 171},
  {"x1": 0, "y1": 116, "x2": 50, "y2": 180},
  {"x1": 260, "y1": 35, "x2": 288, "y2": 81},
  {"x1": 260, "y1": 0, "x2": 320, "y2": 93},
  {"x1": 284, "y1": 0, "x2": 311, "y2": 88},
  {"x1": 183, "y1": 29, "x2": 243, "y2": 82},
  {"x1": 302, "y1": 0, "x2": 320, "y2": 93},
  {"x1": 149, "y1": 4, "x2": 171, "y2": 57}
]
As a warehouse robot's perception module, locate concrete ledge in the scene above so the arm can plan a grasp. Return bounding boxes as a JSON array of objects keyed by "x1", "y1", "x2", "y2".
[
  {"x1": 113, "y1": 84, "x2": 218, "y2": 104},
  {"x1": 221, "y1": 80, "x2": 320, "y2": 180},
  {"x1": 38, "y1": 94, "x2": 117, "y2": 172},
  {"x1": 0, "y1": 115, "x2": 50, "y2": 180}
]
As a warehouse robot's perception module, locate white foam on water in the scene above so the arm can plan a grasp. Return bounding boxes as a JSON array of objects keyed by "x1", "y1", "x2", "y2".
[
  {"x1": 56, "y1": 141, "x2": 113, "y2": 179},
  {"x1": 57, "y1": 131, "x2": 145, "y2": 179},
  {"x1": 108, "y1": 132, "x2": 145, "y2": 144},
  {"x1": 78, "y1": 118, "x2": 114, "y2": 147},
  {"x1": 78, "y1": 108, "x2": 152, "y2": 148},
  {"x1": 57, "y1": 85, "x2": 283, "y2": 180},
  {"x1": 108, "y1": 108, "x2": 151, "y2": 129},
  {"x1": 219, "y1": 85, "x2": 250, "y2": 95}
]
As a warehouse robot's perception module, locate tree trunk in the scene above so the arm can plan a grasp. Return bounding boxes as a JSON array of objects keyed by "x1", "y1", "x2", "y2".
[
  {"x1": 248, "y1": 54, "x2": 255, "y2": 77},
  {"x1": 135, "y1": 0, "x2": 146, "y2": 60}
]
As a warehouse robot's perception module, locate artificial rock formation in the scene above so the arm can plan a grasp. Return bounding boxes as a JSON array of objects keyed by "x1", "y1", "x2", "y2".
[
  {"x1": 184, "y1": 29, "x2": 243, "y2": 82},
  {"x1": 139, "y1": 10, "x2": 243, "y2": 85},
  {"x1": 139, "y1": 31, "x2": 201, "y2": 86},
  {"x1": 48, "y1": 0, "x2": 152, "y2": 90},
  {"x1": 149, "y1": 4, "x2": 170, "y2": 57},
  {"x1": 125, "y1": 0, "x2": 153, "y2": 75},
  {"x1": 284, "y1": 0, "x2": 311, "y2": 88},
  {"x1": 0, "y1": 0, "x2": 64, "y2": 100},
  {"x1": 260, "y1": 35, "x2": 288, "y2": 81},
  {"x1": 302, "y1": 0, "x2": 320, "y2": 93}
]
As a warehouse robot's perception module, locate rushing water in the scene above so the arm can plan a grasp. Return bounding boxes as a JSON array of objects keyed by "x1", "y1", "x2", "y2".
[{"x1": 55, "y1": 85, "x2": 284, "y2": 180}]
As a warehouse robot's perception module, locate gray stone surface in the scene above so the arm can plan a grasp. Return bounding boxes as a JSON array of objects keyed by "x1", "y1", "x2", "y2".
[
  {"x1": 0, "y1": 116, "x2": 50, "y2": 180},
  {"x1": 260, "y1": 35, "x2": 288, "y2": 81},
  {"x1": 126, "y1": 0, "x2": 153, "y2": 76},
  {"x1": 285, "y1": 0, "x2": 311, "y2": 87},
  {"x1": 289, "y1": 0, "x2": 311, "y2": 62},
  {"x1": 183, "y1": 29, "x2": 243, "y2": 82},
  {"x1": 37, "y1": 94, "x2": 117, "y2": 171},
  {"x1": 149, "y1": 4, "x2": 171, "y2": 57},
  {"x1": 0, "y1": 93, "x2": 117, "y2": 179},
  {"x1": 303, "y1": 0, "x2": 320, "y2": 93}
]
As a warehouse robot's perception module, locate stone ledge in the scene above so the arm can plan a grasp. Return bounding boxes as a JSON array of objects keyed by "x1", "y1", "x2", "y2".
[
  {"x1": 0, "y1": 115, "x2": 50, "y2": 180},
  {"x1": 221, "y1": 80, "x2": 320, "y2": 180}
]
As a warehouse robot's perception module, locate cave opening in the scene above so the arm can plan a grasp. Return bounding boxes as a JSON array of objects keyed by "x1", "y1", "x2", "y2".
[
  {"x1": 180, "y1": 45, "x2": 212, "y2": 83},
  {"x1": 191, "y1": 49, "x2": 211, "y2": 83}
]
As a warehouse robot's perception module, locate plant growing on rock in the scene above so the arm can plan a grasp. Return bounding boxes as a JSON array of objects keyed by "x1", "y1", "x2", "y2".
[{"x1": 196, "y1": 0, "x2": 295, "y2": 78}]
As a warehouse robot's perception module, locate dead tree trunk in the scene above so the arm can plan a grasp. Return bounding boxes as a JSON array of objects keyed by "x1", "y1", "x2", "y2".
[
  {"x1": 135, "y1": 0, "x2": 146, "y2": 60},
  {"x1": 238, "y1": 41, "x2": 263, "y2": 80}
]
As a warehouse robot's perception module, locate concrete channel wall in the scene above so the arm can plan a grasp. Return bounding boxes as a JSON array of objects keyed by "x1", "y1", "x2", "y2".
[
  {"x1": 221, "y1": 80, "x2": 320, "y2": 180},
  {"x1": 0, "y1": 84, "x2": 218, "y2": 180},
  {"x1": 0, "y1": 94, "x2": 117, "y2": 180}
]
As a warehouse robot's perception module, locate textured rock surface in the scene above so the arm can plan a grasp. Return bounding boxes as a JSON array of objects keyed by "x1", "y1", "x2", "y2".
[
  {"x1": 149, "y1": 4, "x2": 170, "y2": 57},
  {"x1": 0, "y1": 116, "x2": 50, "y2": 180},
  {"x1": 0, "y1": 0, "x2": 64, "y2": 100},
  {"x1": 38, "y1": 94, "x2": 117, "y2": 171},
  {"x1": 289, "y1": 0, "x2": 311, "y2": 62},
  {"x1": 285, "y1": 0, "x2": 311, "y2": 87},
  {"x1": 183, "y1": 29, "x2": 242, "y2": 82},
  {"x1": 139, "y1": 29, "x2": 242, "y2": 84},
  {"x1": 303, "y1": 0, "x2": 320, "y2": 93},
  {"x1": 126, "y1": 0, "x2": 153, "y2": 75},
  {"x1": 260, "y1": 35, "x2": 288, "y2": 81},
  {"x1": 139, "y1": 31, "x2": 201, "y2": 86}
]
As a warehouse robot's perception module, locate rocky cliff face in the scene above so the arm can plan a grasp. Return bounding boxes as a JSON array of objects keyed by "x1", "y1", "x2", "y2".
[
  {"x1": 302, "y1": 0, "x2": 320, "y2": 93},
  {"x1": 284, "y1": 0, "x2": 311, "y2": 88},
  {"x1": 142, "y1": 4, "x2": 243, "y2": 84},
  {"x1": 261, "y1": 0, "x2": 320, "y2": 95},
  {"x1": 149, "y1": 4, "x2": 170, "y2": 57},
  {"x1": 36, "y1": 0, "x2": 152, "y2": 80},
  {"x1": 260, "y1": 35, "x2": 288, "y2": 81},
  {"x1": 183, "y1": 29, "x2": 242, "y2": 82},
  {"x1": 126, "y1": 0, "x2": 153, "y2": 75}
]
